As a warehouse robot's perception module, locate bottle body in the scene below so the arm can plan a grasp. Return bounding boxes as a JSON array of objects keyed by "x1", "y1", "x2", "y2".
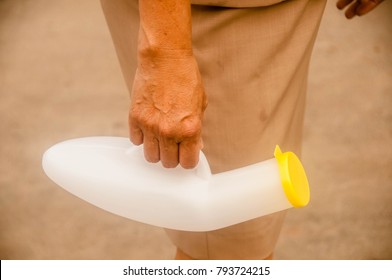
[{"x1": 42, "y1": 137, "x2": 303, "y2": 231}]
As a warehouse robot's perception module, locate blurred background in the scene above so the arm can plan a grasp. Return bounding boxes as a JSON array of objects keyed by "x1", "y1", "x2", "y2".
[{"x1": 0, "y1": 0, "x2": 391, "y2": 259}]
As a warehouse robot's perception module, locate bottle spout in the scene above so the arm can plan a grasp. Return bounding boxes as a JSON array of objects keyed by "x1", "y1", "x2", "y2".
[{"x1": 274, "y1": 145, "x2": 310, "y2": 208}]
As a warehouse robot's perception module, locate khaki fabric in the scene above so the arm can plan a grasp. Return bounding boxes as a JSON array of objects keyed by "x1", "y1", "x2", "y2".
[{"x1": 100, "y1": 0, "x2": 326, "y2": 259}]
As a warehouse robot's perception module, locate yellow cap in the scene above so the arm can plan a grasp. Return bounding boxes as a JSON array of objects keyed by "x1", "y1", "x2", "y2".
[{"x1": 274, "y1": 145, "x2": 310, "y2": 208}]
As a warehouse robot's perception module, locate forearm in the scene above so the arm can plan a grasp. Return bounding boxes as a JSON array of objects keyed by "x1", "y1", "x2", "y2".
[{"x1": 138, "y1": 0, "x2": 192, "y2": 56}]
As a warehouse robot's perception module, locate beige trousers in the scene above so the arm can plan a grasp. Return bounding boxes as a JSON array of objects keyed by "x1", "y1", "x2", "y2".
[{"x1": 100, "y1": 0, "x2": 326, "y2": 259}]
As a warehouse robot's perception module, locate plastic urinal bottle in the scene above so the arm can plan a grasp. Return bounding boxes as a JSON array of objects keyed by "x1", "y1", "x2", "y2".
[{"x1": 42, "y1": 137, "x2": 310, "y2": 231}]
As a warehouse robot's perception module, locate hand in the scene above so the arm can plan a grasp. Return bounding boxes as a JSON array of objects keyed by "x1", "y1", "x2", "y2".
[
  {"x1": 129, "y1": 51, "x2": 207, "y2": 169},
  {"x1": 337, "y1": 0, "x2": 385, "y2": 19}
]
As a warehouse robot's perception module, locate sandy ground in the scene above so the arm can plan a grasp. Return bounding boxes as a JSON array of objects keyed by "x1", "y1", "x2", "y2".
[{"x1": 0, "y1": 0, "x2": 391, "y2": 259}]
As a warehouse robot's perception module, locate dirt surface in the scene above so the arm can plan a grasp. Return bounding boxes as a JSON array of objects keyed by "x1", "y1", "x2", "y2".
[{"x1": 1, "y1": 0, "x2": 391, "y2": 259}]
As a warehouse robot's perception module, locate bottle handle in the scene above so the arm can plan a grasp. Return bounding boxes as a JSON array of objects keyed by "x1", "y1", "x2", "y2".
[{"x1": 125, "y1": 144, "x2": 212, "y2": 181}]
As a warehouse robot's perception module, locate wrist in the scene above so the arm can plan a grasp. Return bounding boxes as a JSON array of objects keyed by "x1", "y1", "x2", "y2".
[
  {"x1": 138, "y1": 45, "x2": 193, "y2": 61},
  {"x1": 137, "y1": 28, "x2": 193, "y2": 61}
]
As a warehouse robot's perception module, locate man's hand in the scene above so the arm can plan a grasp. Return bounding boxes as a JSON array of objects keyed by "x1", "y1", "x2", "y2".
[
  {"x1": 130, "y1": 50, "x2": 207, "y2": 169},
  {"x1": 131, "y1": 0, "x2": 207, "y2": 169},
  {"x1": 337, "y1": 0, "x2": 385, "y2": 19}
]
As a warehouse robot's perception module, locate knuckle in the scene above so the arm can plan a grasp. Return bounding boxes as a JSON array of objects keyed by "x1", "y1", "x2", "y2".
[
  {"x1": 130, "y1": 107, "x2": 156, "y2": 125},
  {"x1": 159, "y1": 120, "x2": 201, "y2": 141},
  {"x1": 129, "y1": 106, "x2": 141, "y2": 120},
  {"x1": 143, "y1": 119, "x2": 157, "y2": 131},
  {"x1": 135, "y1": 114, "x2": 158, "y2": 132},
  {"x1": 159, "y1": 123, "x2": 177, "y2": 139},
  {"x1": 180, "y1": 120, "x2": 201, "y2": 139}
]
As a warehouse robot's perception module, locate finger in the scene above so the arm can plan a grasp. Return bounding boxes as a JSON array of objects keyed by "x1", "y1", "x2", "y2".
[
  {"x1": 159, "y1": 138, "x2": 179, "y2": 168},
  {"x1": 345, "y1": 1, "x2": 361, "y2": 18},
  {"x1": 143, "y1": 133, "x2": 160, "y2": 163},
  {"x1": 337, "y1": 0, "x2": 355, "y2": 9},
  {"x1": 129, "y1": 106, "x2": 144, "y2": 145},
  {"x1": 179, "y1": 139, "x2": 202, "y2": 169},
  {"x1": 356, "y1": 0, "x2": 383, "y2": 16},
  {"x1": 129, "y1": 121, "x2": 144, "y2": 145}
]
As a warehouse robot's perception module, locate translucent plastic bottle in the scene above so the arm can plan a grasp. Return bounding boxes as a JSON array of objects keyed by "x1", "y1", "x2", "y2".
[{"x1": 42, "y1": 137, "x2": 309, "y2": 231}]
